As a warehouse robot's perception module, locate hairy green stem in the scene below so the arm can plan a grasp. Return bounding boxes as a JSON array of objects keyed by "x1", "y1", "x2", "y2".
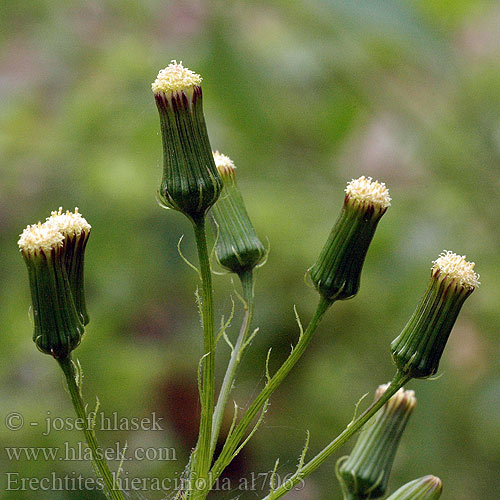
[
  {"x1": 58, "y1": 356, "x2": 125, "y2": 500},
  {"x1": 205, "y1": 296, "x2": 333, "y2": 493},
  {"x1": 190, "y1": 217, "x2": 216, "y2": 499},
  {"x1": 263, "y1": 371, "x2": 410, "y2": 500},
  {"x1": 210, "y1": 270, "x2": 255, "y2": 457}
]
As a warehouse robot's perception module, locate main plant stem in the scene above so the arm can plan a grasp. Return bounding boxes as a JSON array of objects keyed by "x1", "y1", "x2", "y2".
[
  {"x1": 210, "y1": 270, "x2": 255, "y2": 457},
  {"x1": 263, "y1": 371, "x2": 411, "y2": 500},
  {"x1": 190, "y1": 216, "x2": 216, "y2": 499},
  {"x1": 58, "y1": 356, "x2": 125, "y2": 500},
  {"x1": 205, "y1": 296, "x2": 333, "y2": 493}
]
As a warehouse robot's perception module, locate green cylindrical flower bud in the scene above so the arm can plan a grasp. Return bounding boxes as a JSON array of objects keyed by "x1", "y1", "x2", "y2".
[
  {"x1": 210, "y1": 151, "x2": 265, "y2": 275},
  {"x1": 46, "y1": 208, "x2": 91, "y2": 325},
  {"x1": 152, "y1": 60, "x2": 223, "y2": 220},
  {"x1": 385, "y1": 476, "x2": 442, "y2": 500},
  {"x1": 18, "y1": 221, "x2": 84, "y2": 359},
  {"x1": 391, "y1": 251, "x2": 479, "y2": 378},
  {"x1": 310, "y1": 176, "x2": 391, "y2": 301},
  {"x1": 337, "y1": 385, "x2": 416, "y2": 499}
]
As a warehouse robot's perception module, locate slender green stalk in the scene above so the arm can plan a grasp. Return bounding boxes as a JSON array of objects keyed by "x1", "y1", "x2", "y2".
[
  {"x1": 190, "y1": 216, "x2": 216, "y2": 499},
  {"x1": 263, "y1": 371, "x2": 410, "y2": 500},
  {"x1": 205, "y1": 296, "x2": 333, "y2": 492},
  {"x1": 57, "y1": 356, "x2": 125, "y2": 500},
  {"x1": 210, "y1": 270, "x2": 255, "y2": 457}
]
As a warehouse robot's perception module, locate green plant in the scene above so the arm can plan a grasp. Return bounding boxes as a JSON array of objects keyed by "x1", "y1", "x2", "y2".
[{"x1": 17, "y1": 61, "x2": 480, "y2": 500}]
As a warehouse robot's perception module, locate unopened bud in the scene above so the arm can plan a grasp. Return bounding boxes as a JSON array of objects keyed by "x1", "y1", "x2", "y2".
[
  {"x1": 210, "y1": 151, "x2": 265, "y2": 275},
  {"x1": 391, "y1": 251, "x2": 479, "y2": 378},
  {"x1": 310, "y1": 176, "x2": 390, "y2": 301},
  {"x1": 18, "y1": 219, "x2": 84, "y2": 359},
  {"x1": 385, "y1": 476, "x2": 442, "y2": 500},
  {"x1": 152, "y1": 60, "x2": 222, "y2": 220},
  {"x1": 338, "y1": 385, "x2": 416, "y2": 499}
]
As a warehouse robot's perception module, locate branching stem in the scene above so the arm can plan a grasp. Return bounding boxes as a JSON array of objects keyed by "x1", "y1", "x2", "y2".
[
  {"x1": 262, "y1": 370, "x2": 410, "y2": 500},
  {"x1": 205, "y1": 296, "x2": 333, "y2": 493}
]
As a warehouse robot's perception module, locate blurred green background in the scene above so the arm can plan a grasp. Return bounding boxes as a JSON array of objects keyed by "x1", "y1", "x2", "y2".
[{"x1": 1, "y1": 0, "x2": 499, "y2": 499}]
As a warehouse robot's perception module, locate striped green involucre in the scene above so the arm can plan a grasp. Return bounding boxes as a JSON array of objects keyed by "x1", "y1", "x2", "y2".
[
  {"x1": 385, "y1": 476, "x2": 442, "y2": 500},
  {"x1": 155, "y1": 87, "x2": 223, "y2": 220},
  {"x1": 310, "y1": 195, "x2": 387, "y2": 301},
  {"x1": 23, "y1": 250, "x2": 84, "y2": 359},
  {"x1": 211, "y1": 163, "x2": 265, "y2": 275},
  {"x1": 391, "y1": 272, "x2": 474, "y2": 378},
  {"x1": 337, "y1": 386, "x2": 416, "y2": 499}
]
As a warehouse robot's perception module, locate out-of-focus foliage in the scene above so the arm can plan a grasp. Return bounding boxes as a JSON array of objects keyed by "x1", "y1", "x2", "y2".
[{"x1": 1, "y1": 1, "x2": 499, "y2": 499}]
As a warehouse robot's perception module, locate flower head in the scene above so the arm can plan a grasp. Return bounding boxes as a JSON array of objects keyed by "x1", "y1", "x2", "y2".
[
  {"x1": 385, "y1": 476, "x2": 442, "y2": 500},
  {"x1": 310, "y1": 175, "x2": 390, "y2": 301},
  {"x1": 337, "y1": 384, "x2": 416, "y2": 499},
  {"x1": 210, "y1": 151, "x2": 265, "y2": 275},
  {"x1": 152, "y1": 61, "x2": 222, "y2": 219},
  {"x1": 18, "y1": 209, "x2": 91, "y2": 358},
  {"x1": 391, "y1": 251, "x2": 479, "y2": 378},
  {"x1": 46, "y1": 208, "x2": 91, "y2": 325}
]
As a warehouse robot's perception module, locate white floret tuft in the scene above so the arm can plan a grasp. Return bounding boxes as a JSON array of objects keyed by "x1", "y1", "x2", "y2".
[
  {"x1": 213, "y1": 150, "x2": 236, "y2": 178},
  {"x1": 18, "y1": 222, "x2": 64, "y2": 254},
  {"x1": 152, "y1": 60, "x2": 202, "y2": 94},
  {"x1": 345, "y1": 175, "x2": 391, "y2": 209},
  {"x1": 46, "y1": 207, "x2": 91, "y2": 236},
  {"x1": 376, "y1": 383, "x2": 416, "y2": 409},
  {"x1": 432, "y1": 250, "x2": 480, "y2": 289}
]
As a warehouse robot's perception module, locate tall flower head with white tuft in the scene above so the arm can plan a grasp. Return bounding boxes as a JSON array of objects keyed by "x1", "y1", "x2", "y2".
[
  {"x1": 18, "y1": 212, "x2": 87, "y2": 359},
  {"x1": 391, "y1": 251, "x2": 479, "y2": 379},
  {"x1": 210, "y1": 150, "x2": 265, "y2": 276},
  {"x1": 310, "y1": 175, "x2": 390, "y2": 302},
  {"x1": 152, "y1": 61, "x2": 222, "y2": 220},
  {"x1": 46, "y1": 208, "x2": 91, "y2": 325}
]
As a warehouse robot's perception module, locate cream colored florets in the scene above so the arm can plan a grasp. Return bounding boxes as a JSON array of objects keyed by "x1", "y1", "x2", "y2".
[
  {"x1": 46, "y1": 207, "x2": 91, "y2": 236},
  {"x1": 18, "y1": 222, "x2": 64, "y2": 254},
  {"x1": 152, "y1": 60, "x2": 202, "y2": 94},
  {"x1": 213, "y1": 150, "x2": 236, "y2": 178},
  {"x1": 432, "y1": 250, "x2": 480, "y2": 289},
  {"x1": 376, "y1": 383, "x2": 416, "y2": 410},
  {"x1": 18, "y1": 208, "x2": 90, "y2": 255},
  {"x1": 345, "y1": 176, "x2": 391, "y2": 209}
]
